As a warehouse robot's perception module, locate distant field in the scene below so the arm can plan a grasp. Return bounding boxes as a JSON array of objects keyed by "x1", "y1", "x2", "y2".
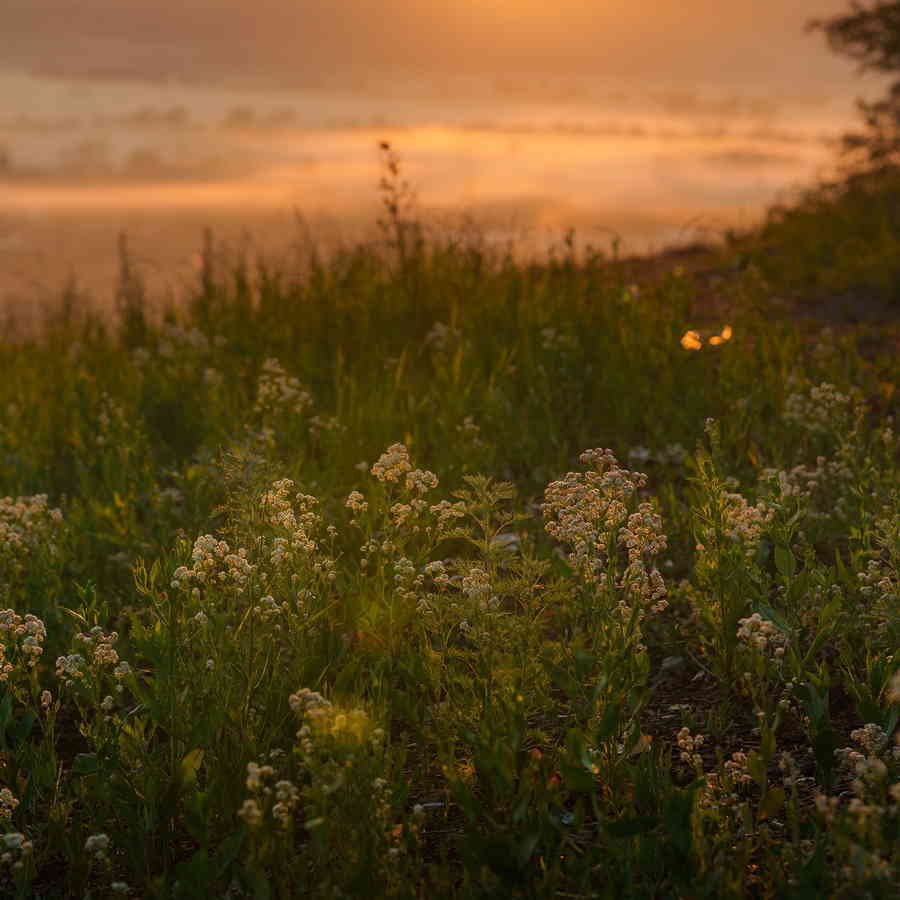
[{"x1": 0, "y1": 69, "x2": 855, "y2": 319}]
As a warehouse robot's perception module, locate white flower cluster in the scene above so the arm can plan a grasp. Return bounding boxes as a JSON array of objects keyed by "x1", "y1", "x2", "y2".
[
  {"x1": 0, "y1": 789, "x2": 19, "y2": 822},
  {"x1": 696, "y1": 490, "x2": 773, "y2": 563},
  {"x1": 113, "y1": 661, "x2": 131, "y2": 681},
  {"x1": 238, "y1": 695, "x2": 393, "y2": 854},
  {"x1": 736, "y1": 613, "x2": 788, "y2": 660},
  {"x1": 284, "y1": 688, "x2": 382, "y2": 821},
  {"x1": 345, "y1": 491, "x2": 368, "y2": 514},
  {"x1": 543, "y1": 448, "x2": 644, "y2": 580},
  {"x1": 456, "y1": 416, "x2": 484, "y2": 448},
  {"x1": 424, "y1": 320, "x2": 460, "y2": 351},
  {"x1": 858, "y1": 559, "x2": 898, "y2": 606},
  {"x1": 0, "y1": 610, "x2": 46, "y2": 680},
  {"x1": 427, "y1": 499, "x2": 468, "y2": 532},
  {"x1": 290, "y1": 688, "x2": 374, "y2": 748},
  {"x1": 618, "y1": 505, "x2": 668, "y2": 612},
  {"x1": 834, "y1": 723, "x2": 900, "y2": 804},
  {"x1": 389, "y1": 502, "x2": 420, "y2": 528},
  {"x1": 171, "y1": 535, "x2": 257, "y2": 596},
  {"x1": 723, "y1": 751, "x2": 753, "y2": 786},
  {"x1": 814, "y1": 773, "x2": 900, "y2": 891},
  {"x1": 161, "y1": 322, "x2": 213, "y2": 353},
  {"x1": 84, "y1": 832, "x2": 110, "y2": 860},
  {"x1": 255, "y1": 358, "x2": 312, "y2": 418},
  {"x1": 850, "y1": 723, "x2": 894, "y2": 758},
  {"x1": 238, "y1": 757, "x2": 320, "y2": 829},
  {"x1": 54, "y1": 640, "x2": 131, "y2": 690},
  {"x1": 0, "y1": 831, "x2": 33, "y2": 871},
  {"x1": 761, "y1": 458, "x2": 829, "y2": 501},
  {"x1": 627, "y1": 443, "x2": 688, "y2": 467},
  {"x1": 253, "y1": 594, "x2": 287, "y2": 623},
  {"x1": 259, "y1": 481, "x2": 337, "y2": 586},
  {"x1": 857, "y1": 514, "x2": 899, "y2": 634},
  {"x1": 460, "y1": 566, "x2": 497, "y2": 611},
  {"x1": 405, "y1": 469, "x2": 439, "y2": 494},
  {"x1": 271, "y1": 779, "x2": 301, "y2": 826},
  {"x1": 423, "y1": 560, "x2": 451, "y2": 589},
  {"x1": 94, "y1": 393, "x2": 131, "y2": 448},
  {"x1": 75, "y1": 626, "x2": 120, "y2": 668},
  {"x1": 288, "y1": 687, "x2": 331, "y2": 717},
  {"x1": 540, "y1": 327, "x2": 578, "y2": 354},
  {"x1": 543, "y1": 449, "x2": 668, "y2": 616},
  {"x1": 308, "y1": 414, "x2": 346, "y2": 439},
  {"x1": 55, "y1": 653, "x2": 87, "y2": 687},
  {"x1": 261, "y1": 480, "x2": 323, "y2": 558},
  {"x1": 724, "y1": 492, "x2": 774, "y2": 551},
  {"x1": 676, "y1": 727, "x2": 706, "y2": 768},
  {"x1": 158, "y1": 322, "x2": 211, "y2": 357},
  {"x1": 371, "y1": 444, "x2": 412, "y2": 484},
  {"x1": 392, "y1": 556, "x2": 424, "y2": 603},
  {"x1": 237, "y1": 796, "x2": 263, "y2": 827},
  {"x1": 0, "y1": 494, "x2": 63, "y2": 582},
  {"x1": 887, "y1": 670, "x2": 900, "y2": 705},
  {"x1": 783, "y1": 381, "x2": 864, "y2": 436},
  {"x1": 760, "y1": 455, "x2": 856, "y2": 525}
]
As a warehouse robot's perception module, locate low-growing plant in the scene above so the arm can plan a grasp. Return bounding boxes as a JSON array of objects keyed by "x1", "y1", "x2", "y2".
[{"x1": 0, "y1": 174, "x2": 897, "y2": 897}]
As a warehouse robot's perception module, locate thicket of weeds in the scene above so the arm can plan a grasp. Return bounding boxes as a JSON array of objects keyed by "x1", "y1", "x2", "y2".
[
  {"x1": 735, "y1": 165, "x2": 900, "y2": 318},
  {"x1": 0, "y1": 155, "x2": 898, "y2": 898}
]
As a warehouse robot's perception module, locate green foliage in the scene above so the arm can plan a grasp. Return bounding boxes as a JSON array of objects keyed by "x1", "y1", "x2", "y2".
[
  {"x1": 811, "y1": 1, "x2": 900, "y2": 167},
  {"x1": 0, "y1": 188, "x2": 897, "y2": 897}
]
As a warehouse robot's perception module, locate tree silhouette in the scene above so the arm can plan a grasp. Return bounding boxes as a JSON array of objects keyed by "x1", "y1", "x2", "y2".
[{"x1": 810, "y1": 1, "x2": 900, "y2": 168}]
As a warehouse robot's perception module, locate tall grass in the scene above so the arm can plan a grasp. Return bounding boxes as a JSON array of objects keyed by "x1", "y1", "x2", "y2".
[{"x1": 0, "y1": 155, "x2": 898, "y2": 897}]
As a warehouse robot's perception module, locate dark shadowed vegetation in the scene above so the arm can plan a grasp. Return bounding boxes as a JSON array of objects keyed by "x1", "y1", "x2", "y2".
[{"x1": 1, "y1": 7, "x2": 900, "y2": 888}]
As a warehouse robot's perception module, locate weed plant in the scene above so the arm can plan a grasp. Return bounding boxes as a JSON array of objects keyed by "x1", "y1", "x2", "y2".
[{"x1": 0, "y1": 154, "x2": 898, "y2": 898}]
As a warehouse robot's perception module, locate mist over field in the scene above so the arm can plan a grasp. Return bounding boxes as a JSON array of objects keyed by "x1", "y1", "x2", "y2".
[
  {"x1": 0, "y1": 0, "x2": 869, "y2": 85},
  {"x1": 0, "y1": 0, "x2": 887, "y2": 314}
]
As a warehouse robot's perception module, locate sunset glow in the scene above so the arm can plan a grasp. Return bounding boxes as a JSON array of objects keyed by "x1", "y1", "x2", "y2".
[
  {"x1": 0, "y1": 0, "x2": 886, "y2": 306},
  {"x1": 3, "y1": 3, "x2": 899, "y2": 895}
]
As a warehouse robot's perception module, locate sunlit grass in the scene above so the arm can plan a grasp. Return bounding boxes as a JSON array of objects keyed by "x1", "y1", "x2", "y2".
[{"x1": 0, "y1": 165, "x2": 897, "y2": 897}]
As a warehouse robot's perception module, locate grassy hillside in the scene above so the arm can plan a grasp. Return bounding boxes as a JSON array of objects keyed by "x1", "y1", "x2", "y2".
[{"x1": 0, "y1": 169, "x2": 898, "y2": 897}]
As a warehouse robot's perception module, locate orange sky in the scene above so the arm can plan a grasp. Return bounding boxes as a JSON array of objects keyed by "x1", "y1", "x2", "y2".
[
  {"x1": 1, "y1": 1, "x2": 865, "y2": 89},
  {"x1": 0, "y1": 0, "x2": 885, "y2": 310}
]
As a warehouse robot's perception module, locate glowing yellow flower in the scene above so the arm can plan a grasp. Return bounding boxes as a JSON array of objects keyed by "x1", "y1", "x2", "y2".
[{"x1": 680, "y1": 330, "x2": 702, "y2": 351}]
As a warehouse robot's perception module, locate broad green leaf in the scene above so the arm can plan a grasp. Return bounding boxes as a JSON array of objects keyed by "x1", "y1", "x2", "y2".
[{"x1": 774, "y1": 545, "x2": 796, "y2": 578}]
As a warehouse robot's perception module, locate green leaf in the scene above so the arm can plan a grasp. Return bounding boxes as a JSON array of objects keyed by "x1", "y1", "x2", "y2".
[
  {"x1": 180, "y1": 748, "x2": 205, "y2": 785},
  {"x1": 559, "y1": 761, "x2": 597, "y2": 793},
  {"x1": 252, "y1": 874, "x2": 272, "y2": 900},
  {"x1": 8, "y1": 711, "x2": 35, "y2": 745},
  {"x1": 0, "y1": 693, "x2": 13, "y2": 740},
  {"x1": 595, "y1": 700, "x2": 622, "y2": 742},
  {"x1": 516, "y1": 830, "x2": 541, "y2": 868},
  {"x1": 756, "y1": 603, "x2": 791, "y2": 636},
  {"x1": 758, "y1": 787, "x2": 785, "y2": 820},
  {"x1": 214, "y1": 829, "x2": 245, "y2": 878},
  {"x1": 543, "y1": 658, "x2": 579, "y2": 697},
  {"x1": 606, "y1": 816, "x2": 656, "y2": 837},
  {"x1": 746, "y1": 751, "x2": 767, "y2": 789},
  {"x1": 774, "y1": 545, "x2": 796, "y2": 578},
  {"x1": 72, "y1": 753, "x2": 100, "y2": 776},
  {"x1": 512, "y1": 790, "x2": 531, "y2": 824}
]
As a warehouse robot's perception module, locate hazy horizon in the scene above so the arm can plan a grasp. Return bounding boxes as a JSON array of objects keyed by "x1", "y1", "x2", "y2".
[
  {"x1": 0, "y1": 1, "x2": 872, "y2": 88},
  {"x1": 0, "y1": 1, "x2": 889, "y2": 318}
]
